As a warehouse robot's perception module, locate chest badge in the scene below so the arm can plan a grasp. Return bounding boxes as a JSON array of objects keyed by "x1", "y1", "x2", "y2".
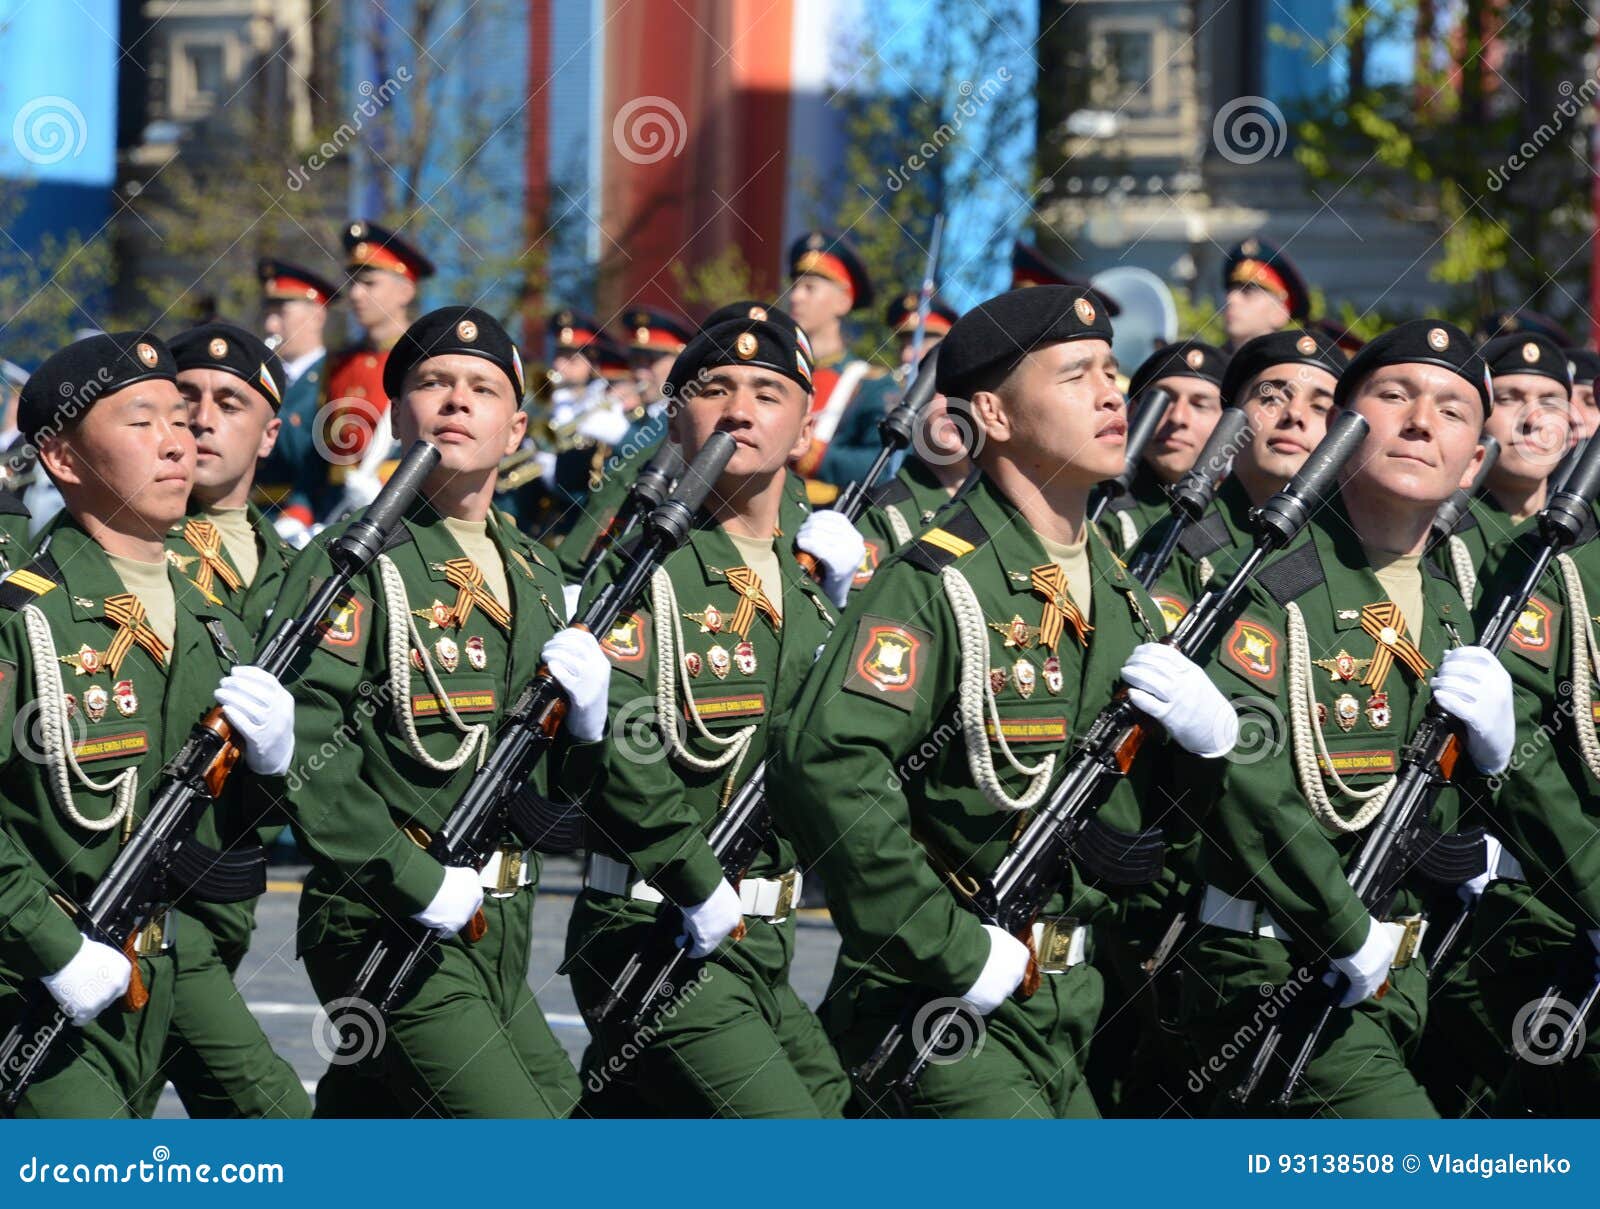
[
  {"x1": 1043, "y1": 655, "x2": 1064, "y2": 694},
  {"x1": 989, "y1": 615, "x2": 1039, "y2": 649},
  {"x1": 84, "y1": 685, "x2": 109, "y2": 723},
  {"x1": 707, "y1": 645, "x2": 732, "y2": 679},
  {"x1": 685, "y1": 604, "x2": 724, "y2": 635},
  {"x1": 113, "y1": 678, "x2": 138, "y2": 717},
  {"x1": 435, "y1": 635, "x2": 460, "y2": 672},
  {"x1": 734, "y1": 640, "x2": 757, "y2": 675},
  {"x1": 63, "y1": 692, "x2": 77, "y2": 720},
  {"x1": 465, "y1": 635, "x2": 487, "y2": 671},
  {"x1": 1312, "y1": 649, "x2": 1371, "y2": 683},
  {"x1": 1013, "y1": 659, "x2": 1037, "y2": 698},
  {"x1": 989, "y1": 668, "x2": 1008, "y2": 695},
  {"x1": 683, "y1": 651, "x2": 703, "y2": 678},
  {"x1": 1334, "y1": 692, "x2": 1360, "y2": 732},
  {"x1": 61, "y1": 645, "x2": 104, "y2": 676},
  {"x1": 413, "y1": 600, "x2": 454, "y2": 630},
  {"x1": 1364, "y1": 691, "x2": 1391, "y2": 730}
]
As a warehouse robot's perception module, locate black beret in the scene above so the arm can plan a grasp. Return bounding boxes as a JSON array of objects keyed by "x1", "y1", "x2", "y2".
[
  {"x1": 1010, "y1": 240, "x2": 1121, "y2": 316},
  {"x1": 1223, "y1": 237, "x2": 1310, "y2": 321},
  {"x1": 1334, "y1": 320, "x2": 1492, "y2": 414},
  {"x1": 169, "y1": 321, "x2": 286, "y2": 410},
  {"x1": 666, "y1": 317, "x2": 814, "y2": 399},
  {"x1": 343, "y1": 219, "x2": 434, "y2": 280},
  {"x1": 788, "y1": 231, "x2": 873, "y2": 310},
  {"x1": 18, "y1": 331, "x2": 178, "y2": 446},
  {"x1": 1477, "y1": 309, "x2": 1573, "y2": 347},
  {"x1": 1480, "y1": 333, "x2": 1570, "y2": 394},
  {"x1": 885, "y1": 291, "x2": 959, "y2": 335},
  {"x1": 1564, "y1": 348, "x2": 1600, "y2": 390},
  {"x1": 1219, "y1": 329, "x2": 1348, "y2": 406},
  {"x1": 383, "y1": 306, "x2": 525, "y2": 399},
  {"x1": 1127, "y1": 340, "x2": 1228, "y2": 402},
  {"x1": 935, "y1": 285, "x2": 1114, "y2": 399}
]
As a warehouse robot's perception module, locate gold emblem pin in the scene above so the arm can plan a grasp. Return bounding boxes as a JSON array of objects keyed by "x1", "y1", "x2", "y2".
[
  {"x1": 1186, "y1": 348, "x2": 1205, "y2": 369},
  {"x1": 1522, "y1": 341, "x2": 1540, "y2": 364},
  {"x1": 457, "y1": 319, "x2": 478, "y2": 343},
  {"x1": 208, "y1": 337, "x2": 228, "y2": 359},
  {"x1": 1074, "y1": 297, "x2": 1096, "y2": 325},
  {"x1": 1427, "y1": 327, "x2": 1450, "y2": 352},
  {"x1": 136, "y1": 342, "x2": 159, "y2": 367},
  {"x1": 1297, "y1": 334, "x2": 1316, "y2": 355},
  {"x1": 735, "y1": 332, "x2": 759, "y2": 358}
]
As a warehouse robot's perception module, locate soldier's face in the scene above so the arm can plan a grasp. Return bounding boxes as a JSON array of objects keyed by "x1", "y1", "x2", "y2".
[
  {"x1": 261, "y1": 299, "x2": 326, "y2": 359},
  {"x1": 41, "y1": 379, "x2": 195, "y2": 535},
  {"x1": 1572, "y1": 382, "x2": 1599, "y2": 442},
  {"x1": 975, "y1": 339, "x2": 1126, "y2": 486},
  {"x1": 397, "y1": 354, "x2": 526, "y2": 477},
  {"x1": 347, "y1": 269, "x2": 415, "y2": 330},
  {"x1": 1238, "y1": 363, "x2": 1337, "y2": 485},
  {"x1": 1485, "y1": 371, "x2": 1572, "y2": 486},
  {"x1": 1342, "y1": 363, "x2": 1486, "y2": 507},
  {"x1": 783, "y1": 274, "x2": 851, "y2": 334},
  {"x1": 551, "y1": 349, "x2": 591, "y2": 386},
  {"x1": 179, "y1": 368, "x2": 281, "y2": 505},
  {"x1": 1144, "y1": 376, "x2": 1224, "y2": 483},
  {"x1": 670, "y1": 364, "x2": 812, "y2": 480},
  {"x1": 631, "y1": 350, "x2": 676, "y2": 396},
  {"x1": 1224, "y1": 284, "x2": 1289, "y2": 344}
]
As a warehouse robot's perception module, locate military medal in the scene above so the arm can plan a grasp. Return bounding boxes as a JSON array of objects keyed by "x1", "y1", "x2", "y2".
[
  {"x1": 63, "y1": 693, "x2": 76, "y2": 719},
  {"x1": 465, "y1": 635, "x2": 487, "y2": 670},
  {"x1": 989, "y1": 668, "x2": 1007, "y2": 695},
  {"x1": 1013, "y1": 659, "x2": 1037, "y2": 698},
  {"x1": 84, "y1": 685, "x2": 108, "y2": 723},
  {"x1": 1365, "y1": 691, "x2": 1390, "y2": 730},
  {"x1": 989, "y1": 615, "x2": 1037, "y2": 649},
  {"x1": 1334, "y1": 692, "x2": 1360, "y2": 732},
  {"x1": 1316, "y1": 702, "x2": 1328, "y2": 727},
  {"x1": 734, "y1": 640, "x2": 757, "y2": 675},
  {"x1": 411, "y1": 649, "x2": 425, "y2": 672},
  {"x1": 708, "y1": 645, "x2": 731, "y2": 679},
  {"x1": 685, "y1": 604, "x2": 724, "y2": 634},
  {"x1": 683, "y1": 651, "x2": 703, "y2": 678},
  {"x1": 113, "y1": 679, "x2": 137, "y2": 717},
  {"x1": 435, "y1": 635, "x2": 459, "y2": 672},
  {"x1": 413, "y1": 600, "x2": 453, "y2": 630},
  {"x1": 61, "y1": 645, "x2": 103, "y2": 675},
  {"x1": 1312, "y1": 649, "x2": 1371, "y2": 683},
  {"x1": 1043, "y1": 655, "x2": 1063, "y2": 695}
]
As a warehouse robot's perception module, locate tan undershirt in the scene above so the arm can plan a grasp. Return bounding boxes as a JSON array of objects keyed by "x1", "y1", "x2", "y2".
[
  {"x1": 727, "y1": 531, "x2": 785, "y2": 620},
  {"x1": 204, "y1": 505, "x2": 260, "y2": 585},
  {"x1": 107, "y1": 552, "x2": 176, "y2": 654},
  {"x1": 1366, "y1": 547, "x2": 1424, "y2": 640},
  {"x1": 441, "y1": 517, "x2": 510, "y2": 608},
  {"x1": 1035, "y1": 528, "x2": 1094, "y2": 624}
]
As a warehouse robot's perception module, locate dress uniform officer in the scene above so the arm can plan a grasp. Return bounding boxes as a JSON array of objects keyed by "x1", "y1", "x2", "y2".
[
  {"x1": 0, "y1": 332, "x2": 297, "y2": 1117},
  {"x1": 322, "y1": 220, "x2": 435, "y2": 516},
  {"x1": 276, "y1": 306, "x2": 609, "y2": 1117},
  {"x1": 770, "y1": 285, "x2": 1240, "y2": 1118},
  {"x1": 1220, "y1": 237, "x2": 1311, "y2": 352},
  {"x1": 1173, "y1": 321, "x2": 1514, "y2": 1117},
  {"x1": 1100, "y1": 340, "x2": 1228, "y2": 556},
  {"x1": 256, "y1": 258, "x2": 340, "y2": 539},
  {"x1": 564, "y1": 309, "x2": 862, "y2": 1118},
  {"x1": 1563, "y1": 348, "x2": 1600, "y2": 441}
]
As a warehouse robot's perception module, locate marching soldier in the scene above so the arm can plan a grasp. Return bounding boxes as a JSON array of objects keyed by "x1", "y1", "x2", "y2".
[
  {"x1": 1220, "y1": 237, "x2": 1310, "y2": 352},
  {"x1": 256, "y1": 258, "x2": 340, "y2": 541},
  {"x1": 1564, "y1": 348, "x2": 1600, "y2": 441},
  {"x1": 322, "y1": 220, "x2": 434, "y2": 516},
  {"x1": 564, "y1": 308, "x2": 861, "y2": 1117},
  {"x1": 1173, "y1": 321, "x2": 1512, "y2": 1117},
  {"x1": 0, "y1": 332, "x2": 298, "y2": 1117},
  {"x1": 276, "y1": 306, "x2": 607, "y2": 1117},
  {"x1": 770, "y1": 285, "x2": 1239, "y2": 1117},
  {"x1": 1100, "y1": 340, "x2": 1228, "y2": 555}
]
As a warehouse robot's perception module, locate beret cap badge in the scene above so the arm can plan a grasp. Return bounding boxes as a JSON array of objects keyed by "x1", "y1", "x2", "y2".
[
  {"x1": 1297, "y1": 335, "x2": 1317, "y2": 355},
  {"x1": 137, "y1": 342, "x2": 159, "y2": 367},
  {"x1": 1427, "y1": 327, "x2": 1450, "y2": 352},
  {"x1": 208, "y1": 337, "x2": 228, "y2": 359},
  {"x1": 1185, "y1": 348, "x2": 1205, "y2": 369},
  {"x1": 457, "y1": 319, "x2": 478, "y2": 343},
  {"x1": 1522, "y1": 341, "x2": 1540, "y2": 363},
  {"x1": 735, "y1": 333, "x2": 759, "y2": 359},
  {"x1": 1074, "y1": 297, "x2": 1096, "y2": 325}
]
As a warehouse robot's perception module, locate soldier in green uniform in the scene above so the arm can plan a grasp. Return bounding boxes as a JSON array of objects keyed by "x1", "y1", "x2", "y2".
[
  {"x1": 1173, "y1": 321, "x2": 1513, "y2": 1117},
  {"x1": 1565, "y1": 348, "x2": 1600, "y2": 441},
  {"x1": 0, "y1": 332, "x2": 298, "y2": 1117},
  {"x1": 1100, "y1": 340, "x2": 1228, "y2": 556},
  {"x1": 276, "y1": 306, "x2": 608, "y2": 1117},
  {"x1": 770, "y1": 285, "x2": 1240, "y2": 1118},
  {"x1": 564, "y1": 309, "x2": 859, "y2": 1118}
]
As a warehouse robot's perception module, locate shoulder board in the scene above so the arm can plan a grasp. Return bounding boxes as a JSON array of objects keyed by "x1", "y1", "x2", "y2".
[
  {"x1": 1254, "y1": 539, "x2": 1326, "y2": 606},
  {"x1": 0, "y1": 555, "x2": 61, "y2": 611},
  {"x1": 1101, "y1": 490, "x2": 1137, "y2": 515},
  {"x1": 1177, "y1": 510, "x2": 1231, "y2": 560},
  {"x1": 903, "y1": 506, "x2": 987, "y2": 573},
  {"x1": 1424, "y1": 556, "x2": 1454, "y2": 583},
  {"x1": 1454, "y1": 507, "x2": 1479, "y2": 534},
  {"x1": 380, "y1": 523, "x2": 415, "y2": 555},
  {"x1": 863, "y1": 477, "x2": 914, "y2": 509},
  {"x1": 0, "y1": 491, "x2": 30, "y2": 518}
]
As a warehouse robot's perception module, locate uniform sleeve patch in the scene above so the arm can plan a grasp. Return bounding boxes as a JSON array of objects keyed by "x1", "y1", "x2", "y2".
[
  {"x1": 842, "y1": 614, "x2": 933, "y2": 710},
  {"x1": 600, "y1": 611, "x2": 649, "y2": 677},
  {"x1": 853, "y1": 540, "x2": 881, "y2": 589},
  {"x1": 1506, "y1": 594, "x2": 1560, "y2": 669},
  {"x1": 1220, "y1": 617, "x2": 1281, "y2": 692},
  {"x1": 1151, "y1": 593, "x2": 1189, "y2": 634},
  {"x1": 315, "y1": 584, "x2": 365, "y2": 662}
]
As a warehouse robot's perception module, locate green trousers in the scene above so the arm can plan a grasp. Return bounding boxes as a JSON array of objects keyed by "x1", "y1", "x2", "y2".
[
  {"x1": 1179, "y1": 928, "x2": 1438, "y2": 1118},
  {"x1": 126, "y1": 912, "x2": 309, "y2": 1118},
  {"x1": 303, "y1": 887, "x2": 579, "y2": 1118},
  {"x1": 1, "y1": 953, "x2": 175, "y2": 1118},
  {"x1": 822, "y1": 954, "x2": 1104, "y2": 1119},
  {"x1": 565, "y1": 891, "x2": 850, "y2": 1118}
]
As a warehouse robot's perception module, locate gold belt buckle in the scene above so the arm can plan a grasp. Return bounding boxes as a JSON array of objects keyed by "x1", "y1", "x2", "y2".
[
  {"x1": 132, "y1": 910, "x2": 168, "y2": 957},
  {"x1": 493, "y1": 844, "x2": 524, "y2": 895},
  {"x1": 1388, "y1": 914, "x2": 1426, "y2": 968},
  {"x1": 1038, "y1": 915, "x2": 1081, "y2": 975},
  {"x1": 771, "y1": 871, "x2": 798, "y2": 922}
]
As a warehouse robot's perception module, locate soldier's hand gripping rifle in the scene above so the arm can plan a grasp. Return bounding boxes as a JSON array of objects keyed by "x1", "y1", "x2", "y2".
[
  {"x1": 593, "y1": 347, "x2": 944, "y2": 1032},
  {"x1": 854, "y1": 410, "x2": 1373, "y2": 1102},
  {"x1": 1128, "y1": 408, "x2": 1252, "y2": 588},
  {"x1": 575, "y1": 440, "x2": 686, "y2": 592},
  {"x1": 1231, "y1": 434, "x2": 1600, "y2": 1109},
  {"x1": 335, "y1": 434, "x2": 737, "y2": 1034},
  {"x1": 0, "y1": 440, "x2": 442, "y2": 1115},
  {"x1": 1087, "y1": 387, "x2": 1173, "y2": 526}
]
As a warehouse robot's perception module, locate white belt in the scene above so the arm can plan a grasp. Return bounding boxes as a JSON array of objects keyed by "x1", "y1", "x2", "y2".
[
  {"x1": 585, "y1": 853, "x2": 801, "y2": 921},
  {"x1": 1199, "y1": 885, "x2": 1428, "y2": 968},
  {"x1": 479, "y1": 845, "x2": 534, "y2": 896}
]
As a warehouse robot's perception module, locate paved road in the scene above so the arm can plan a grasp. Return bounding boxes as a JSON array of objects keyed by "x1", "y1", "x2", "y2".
[{"x1": 157, "y1": 856, "x2": 841, "y2": 1117}]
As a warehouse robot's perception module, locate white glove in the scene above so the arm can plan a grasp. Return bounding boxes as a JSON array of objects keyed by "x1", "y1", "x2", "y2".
[
  {"x1": 576, "y1": 406, "x2": 631, "y2": 446},
  {"x1": 796, "y1": 509, "x2": 866, "y2": 609},
  {"x1": 1430, "y1": 646, "x2": 1515, "y2": 774},
  {"x1": 1120, "y1": 642, "x2": 1239, "y2": 758},
  {"x1": 678, "y1": 879, "x2": 743, "y2": 958},
  {"x1": 339, "y1": 469, "x2": 383, "y2": 513},
  {"x1": 215, "y1": 665, "x2": 296, "y2": 776},
  {"x1": 561, "y1": 583, "x2": 581, "y2": 621},
  {"x1": 42, "y1": 935, "x2": 132, "y2": 1026},
  {"x1": 272, "y1": 514, "x2": 314, "y2": 549},
  {"x1": 411, "y1": 865, "x2": 484, "y2": 938},
  {"x1": 1326, "y1": 916, "x2": 1400, "y2": 1007},
  {"x1": 541, "y1": 628, "x2": 611, "y2": 742},
  {"x1": 961, "y1": 924, "x2": 1030, "y2": 1016},
  {"x1": 1458, "y1": 833, "x2": 1505, "y2": 903}
]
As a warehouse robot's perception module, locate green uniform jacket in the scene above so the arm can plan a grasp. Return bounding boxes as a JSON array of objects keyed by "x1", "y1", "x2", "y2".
[
  {"x1": 551, "y1": 420, "x2": 668, "y2": 582},
  {"x1": 579, "y1": 472, "x2": 833, "y2": 903},
  {"x1": 1189, "y1": 509, "x2": 1484, "y2": 959},
  {"x1": 769, "y1": 473, "x2": 1168, "y2": 996},
  {"x1": 0, "y1": 517, "x2": 270, "y2": 984},
  {"x1": 275, "y1": 504, "x2": 587, "y2": 951},
  {"x1": 854, "y1": 457, "x2": 961, "y2": 587},
  {"x1": 1435, "y1": 491, "x2": 1534, "y2": 607},
  {"x1": 1097, "y1": 462, "x2": 1170, "y2": 557},
  {"x1": 1132, "y1": 475, "x2": 1257, "y2": 633},
  {"x1": 165, "y1": 504, "x2": 293, "y2": 639}
]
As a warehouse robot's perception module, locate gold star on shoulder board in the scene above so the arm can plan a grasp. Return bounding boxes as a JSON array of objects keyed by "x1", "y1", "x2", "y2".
[{"x1": 989, "y1": 614, "x2": 1040, "y2": 649}]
